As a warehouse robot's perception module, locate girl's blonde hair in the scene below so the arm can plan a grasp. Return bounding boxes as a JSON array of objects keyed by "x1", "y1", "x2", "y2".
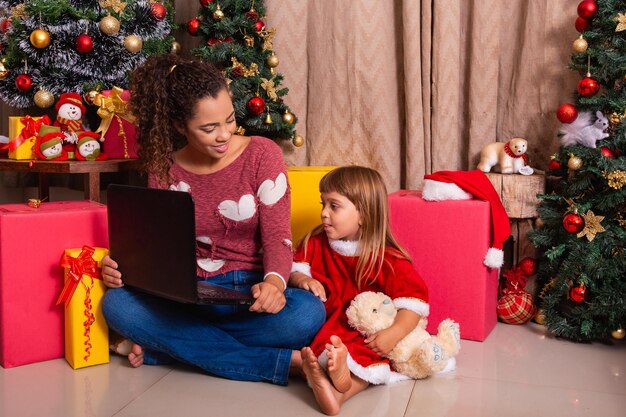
[{"x1": 302, "y1": 166, "x2": 412, "y2": 288}]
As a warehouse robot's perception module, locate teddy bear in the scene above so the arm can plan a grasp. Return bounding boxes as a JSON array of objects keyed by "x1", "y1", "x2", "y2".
[
  {"x1": 53, "y1": 92, "x2": 87, "y2": 158},
  {"x1": 477, "y1": 137, "x2": 531, "y2": 174},
  {"x1": 346, "y1": 291, "x2": 461, "y2": 380},
  {"x1": 558, "y1": 110, "x2": 609, "y2": 148}
]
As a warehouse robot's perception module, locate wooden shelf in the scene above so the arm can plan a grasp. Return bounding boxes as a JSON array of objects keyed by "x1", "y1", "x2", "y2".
[{"x1": 0, "y1": 158, "x2": 140, "y2": 202}]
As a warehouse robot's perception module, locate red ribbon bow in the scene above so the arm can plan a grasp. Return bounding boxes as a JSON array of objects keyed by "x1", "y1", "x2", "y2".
[
  {"x1": 9, "y1": 115, "x2": 52, "y2": 152},
  {"x1": 56, "y1": 245, "x2": 100, "y2": 307},
  {"x1": 500, "y1": 266, "x2": 529, "y2": 295}
]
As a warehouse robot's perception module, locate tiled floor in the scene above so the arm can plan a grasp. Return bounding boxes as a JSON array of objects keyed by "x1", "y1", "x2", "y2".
[{"x1": 1, "y1": 322, "x2": 625, "y2": 417}]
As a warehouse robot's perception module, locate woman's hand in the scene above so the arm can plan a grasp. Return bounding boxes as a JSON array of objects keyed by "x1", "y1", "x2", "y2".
[
  {"x1": 250, "y1": 275, "x2": 286, "y2": 314},
  {"x1": 102, "y1": 255, "x2": 123, "y2": 288}
]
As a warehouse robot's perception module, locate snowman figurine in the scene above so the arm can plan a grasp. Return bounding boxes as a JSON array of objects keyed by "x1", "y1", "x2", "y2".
[
  {"x1": 53, "y1": 92, "x2": 87, "y2": 159},
  {"x1": 34, "y1": 132, "x2": 68, "y2": 161},
  {"x1": 75, "y1": 131, "x2": 107, "y2": 161}
]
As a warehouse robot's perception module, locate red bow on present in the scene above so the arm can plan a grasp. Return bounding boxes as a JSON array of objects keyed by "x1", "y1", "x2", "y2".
[
  {"x1": 56, "y1": 245, "x2": 100, "y2": 307},
  {"x1": 9, "y1": 115, "x2": 52, "y2": 152}
]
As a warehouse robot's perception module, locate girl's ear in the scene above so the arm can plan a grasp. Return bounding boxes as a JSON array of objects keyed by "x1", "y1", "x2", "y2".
[{"x1": 174, "y1": 122, "x2": 186, "y2": 135}]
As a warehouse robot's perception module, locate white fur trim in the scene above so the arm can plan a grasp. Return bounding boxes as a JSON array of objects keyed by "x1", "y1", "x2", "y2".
[
  {"x1": 329, "y1": 239, "x2": 359, "y2": 256},
  {"x1": 291, "y1": 262, "x2": 311, "y2": 278},
  {"x1": 263, "y1": 272, "x2": 286, "y2": 290},
  {"x1": 393, "y1": 297, "x2": 430, "y2": 318},
  {"x1": 437, "y1": 357, "x2": 456, "y2": 374},
  {"x1": 318, "y1": 350, "x2": 410, "y2": 385},
  {"x1": 483, "y1": 247, "x2": 504, "y2": 268},
  {"x1": 422, "y1": 179, "x2": 473, "y2": 201}
]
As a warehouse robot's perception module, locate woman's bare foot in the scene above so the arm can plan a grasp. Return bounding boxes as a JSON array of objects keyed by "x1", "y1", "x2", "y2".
[
  {"x1": 301, "y1": 347, "x2": 340, "y2": 416},
  {"x1": 325, "y1": 335, "x2": 352, "y2": 393},
  {"x1": 128, "y1": 343, "x2": 144, "y2": 368}
]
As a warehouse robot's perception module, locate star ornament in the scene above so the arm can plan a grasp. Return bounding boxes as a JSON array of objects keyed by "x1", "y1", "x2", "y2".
[
  {"x1": 577, "y1": 210, "x2": 605, "y2": 241},
  {"x1": 614, "y1": 13, "x2": 626, "y2": 32}
]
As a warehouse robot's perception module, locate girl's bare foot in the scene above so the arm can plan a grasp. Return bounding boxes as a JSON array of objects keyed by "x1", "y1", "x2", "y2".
[
  {"x1": 325, "y1": 335, "x2": 352, "y2": 393},
  {"x1": 301, "y1": 347, "x2": 340, "y2": 416},
  {"x1": 128, "y1": 343, "x2": 144, "y2": 368}
]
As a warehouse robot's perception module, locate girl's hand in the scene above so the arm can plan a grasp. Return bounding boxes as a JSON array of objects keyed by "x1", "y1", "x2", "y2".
[
  {"x1": 102, "y1": 255, "x2": 123, "y2": 288},
  {"x1": 299, "y1": 278, "x2": 326, "y2": 302},
  {"x1": 250, "y1": 280, "x2": 286, "y2": 314},
  {"x1": 364, "y1": 328, "x2": 402, "y2": 357}
]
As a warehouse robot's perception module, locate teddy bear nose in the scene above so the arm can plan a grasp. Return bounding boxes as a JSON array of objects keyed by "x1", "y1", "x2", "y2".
[{"x1": 372, "y1": 309, "x2": 377, "y2": 313}]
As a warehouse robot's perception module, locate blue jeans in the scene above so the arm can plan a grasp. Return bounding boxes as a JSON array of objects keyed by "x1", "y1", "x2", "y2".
[{"x1": 102, "y1": 270, "x2": 325, "y2": 385}]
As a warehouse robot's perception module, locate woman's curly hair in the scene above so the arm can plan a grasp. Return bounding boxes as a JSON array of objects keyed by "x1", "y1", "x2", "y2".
[{"x1": 129, "y1": 54, "x2": 227, "y2": 185}]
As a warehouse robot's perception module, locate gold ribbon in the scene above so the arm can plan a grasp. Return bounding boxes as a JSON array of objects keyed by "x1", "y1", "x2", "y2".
[{"x1": 94, "y1": 86, "x2": 135, "y2": 137}]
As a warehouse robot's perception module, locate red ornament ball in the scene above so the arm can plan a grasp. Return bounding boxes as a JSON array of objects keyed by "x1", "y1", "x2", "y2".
[
  {"x1": 600, "y1": 147, "x2": 616, "y2": 158},
  {"x1": 187, "y1": 18, "x2": 200, "y2": 36},
  {"x1": 76, "y1": 33, "x2": 94, "y2": 54},
  {"x1": 575, "y1": 17, "x2": 590, "y2": 32},
  {"x1": 151, "y1": 3, "x2": 167, "y2": 21},
  {"x1": 245, "y1": 10, "x2": 259, "y2": 22},
  {"x1": 563, "y1": 213, "x2": 585, "y2": 233},
  {"x1": 247, "y1": 96, "x2": 265, "y2": 115},
  {"x1": 577, "y1": 0, "x2": 598, "y2": 19},
  {"x1": 518, "y1": 257, "x2": 537, "y2": 276},
  {"x1": 497, "y1": 291, "x2": 537, "y2": 325},
  {"x1": 199, "y1": 0, "x2": 213, "y2": 6},
  {"x1": 15, "y1": 73, "x2": 33, "y2": 93},
  {"x1": 0, "y1": 18, "x2": 11, "y2": 34},
  {"x1": 255, "y1": 20, "x2": 265, "y2": 32},
  {"x1": 556, "y1": 103, "x2": 578, "y2": 123},
  {"x1": 578, "y1": 76, "x2": 600, "y2": 97},
  {"x1": 548, "y1": 160, "x2": 562, "y2": 170},
  {"x1": 570, "y1": 284, "x2": 586, "y2": 303}
]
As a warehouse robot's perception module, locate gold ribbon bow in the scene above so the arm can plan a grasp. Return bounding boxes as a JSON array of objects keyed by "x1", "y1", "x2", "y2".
[{"x1": 94, "y1": 87, "x2": 135, "y2": 137}]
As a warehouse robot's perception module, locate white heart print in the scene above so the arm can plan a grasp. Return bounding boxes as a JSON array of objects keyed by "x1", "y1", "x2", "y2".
[
  {"x1": 196, "y1": 236, "x2": 213, "y2": 245},
  {"x1": 257, "y1": 172, "x2": 287, "y2": 206},
  {"x1": 197, "y1": 258, "x2": 225, "y2": 273},
  {"x1": 218, "y1": 194, "x2": 256, "y2": 221},
  {"x1": 169, "y1": 181, "x2": 191, "y2": 193}
]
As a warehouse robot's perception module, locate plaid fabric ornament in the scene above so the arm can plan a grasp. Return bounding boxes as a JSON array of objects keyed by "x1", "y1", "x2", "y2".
[{"x1": 497, "y1": 265, "x2": 537, "y2": 325}]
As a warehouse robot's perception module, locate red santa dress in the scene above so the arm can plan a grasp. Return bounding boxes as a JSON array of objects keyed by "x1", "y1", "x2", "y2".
[{"x1": 292, "y1": 233, "x2": 429, "y2": 384}]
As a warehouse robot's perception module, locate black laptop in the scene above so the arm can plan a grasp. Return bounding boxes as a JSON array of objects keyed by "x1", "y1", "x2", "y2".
[{"x1": 107, "y1": 184, "x2": 254, "y2": 305}]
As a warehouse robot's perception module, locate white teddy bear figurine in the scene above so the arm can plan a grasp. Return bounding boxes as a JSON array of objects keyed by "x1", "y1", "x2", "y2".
[
  {"x1": 346, "y1": 291, "x2": 461, "y2": 380},
  {"x1": 477, "y1": 137, "x2": 530, "y2": 174}
]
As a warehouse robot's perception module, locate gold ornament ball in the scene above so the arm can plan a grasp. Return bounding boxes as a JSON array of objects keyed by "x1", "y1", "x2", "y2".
[
  {"x1": 213, "y1": 6, "x2": 225, "y2": 21},
  {"x1": 292, "y1": 134, "x2": 305, "y2": 147},
  {"x1": 266, "y1": 53, "x2": 279, "y2": 68},
  {"x1": 282, "y1": 111, "x2": 295, "y2": 124},
  {"x1": 572, "y1": 36, "x2": 588, "y2": 53},
  {"x1": 171, "y1": 41, "x2": 181, "y2": 54},
  {"x1": 0, "y1": 61, "x2": 9, "y2": 80},
  {"x1": 84, "y1": 90, "x2": 99, "y2": 105},
  {"x1": 34, "y1": 90, "x2": 55, "y2": 108},
  {"x1": 124, "y1": 35, "x2": 143, "y2": 53},
  {"x1": 99, "y1": 15, "x2": 120, "y2": 36},
  {"x1": 534, "y1": 309, "x2": 546, "y2": 325},
  {"x1": 611, "y1": 328, "x2": 625, "y2": 340},
  {"x1": 30, "y1": 28, "x2": 51, "y2": 49},
  {"x1": 568, "y1": 155, "x2": 583, "y2": 171},
  {"x1": 535, "y1": 216, "x2": 544, "y2": 228}
]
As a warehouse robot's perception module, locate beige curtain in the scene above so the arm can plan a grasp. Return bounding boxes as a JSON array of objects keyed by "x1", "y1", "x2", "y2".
[{"x1": 267, "y1": 0, "x2": 581, "y2": 191}]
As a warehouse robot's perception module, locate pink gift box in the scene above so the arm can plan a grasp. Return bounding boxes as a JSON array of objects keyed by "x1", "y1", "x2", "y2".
[
  {"x1": 0, "y1": 201, "x2": 108, "y2": 368},
  {"x1": 389, "y1": 190, "x2": 499, "y2": 341}
]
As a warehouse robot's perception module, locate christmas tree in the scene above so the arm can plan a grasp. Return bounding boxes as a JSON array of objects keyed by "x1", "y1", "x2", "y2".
[
  {"x1": 0, "y1": 0, "x2": 176, "y2": 110},
  {"x1": 188, "y1": 0, "x2": 303, "y2": 147},
  {"x1": 530, "y1": 0, "x2": 626, "y2": 342}
]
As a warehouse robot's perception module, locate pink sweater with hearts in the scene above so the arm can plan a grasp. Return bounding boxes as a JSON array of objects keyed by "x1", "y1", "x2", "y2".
[{"x1": 148, "y1": 136, "x2": 292, "y2": 285}]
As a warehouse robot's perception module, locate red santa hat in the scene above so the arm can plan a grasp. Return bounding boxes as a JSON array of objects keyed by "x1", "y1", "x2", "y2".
[
  {"x1": 55, "y1": 92, "x2": 86, "y2": 114},
  {"x1": 422, "y1": 170, "x2": 510, "y2": 269}
]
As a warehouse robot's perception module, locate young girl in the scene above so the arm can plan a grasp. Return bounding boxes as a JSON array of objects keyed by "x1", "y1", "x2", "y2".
[
  {"x1": 101, "y1": 54, "x2": 325, "y2": 385},
  {"x1": 290, "y1": 166, "x2": 433, "y2": 415}
]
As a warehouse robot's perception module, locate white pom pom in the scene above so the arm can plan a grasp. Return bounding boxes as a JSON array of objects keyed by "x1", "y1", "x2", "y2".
[
  {"x1": 422, "y1": 179, "x2": 473, "y2": 201},
  {"x1": 484, "y1": 247, "x2": 504, "y2": 268}
]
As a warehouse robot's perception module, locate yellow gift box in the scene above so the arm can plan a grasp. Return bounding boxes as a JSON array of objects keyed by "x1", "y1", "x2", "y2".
[
  {"x1": 7, "y1": 115, "x2": 46, "y2": 160},
  {"x1": 287, "y1": 166, "x2": 337, "y2": 244},
  {"x1": 58, "y1": 246, "x2": 109, "y2": 369}
]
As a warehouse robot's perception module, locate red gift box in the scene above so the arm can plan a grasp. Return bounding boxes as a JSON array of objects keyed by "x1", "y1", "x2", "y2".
[
  {"x1": 388, "y1": 190, "x2": 499, "y2": 341},
  {"x1": 95, "y1": 87, "x2": 138, "y2": 159},
  {"x1": 0, "y1": 201, "x2": 108, "y2": 368}
]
